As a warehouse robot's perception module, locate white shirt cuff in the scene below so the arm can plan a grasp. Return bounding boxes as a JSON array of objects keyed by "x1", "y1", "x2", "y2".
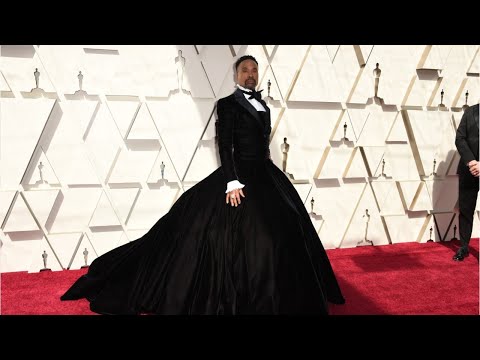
[{"x1": 225, "y1": 180, "x2": 245, "y2": 193}]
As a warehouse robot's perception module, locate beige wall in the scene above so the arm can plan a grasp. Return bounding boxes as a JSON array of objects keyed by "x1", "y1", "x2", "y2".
[{"x1": 1, "y1": 45, "x2": 479, "y2": 273}]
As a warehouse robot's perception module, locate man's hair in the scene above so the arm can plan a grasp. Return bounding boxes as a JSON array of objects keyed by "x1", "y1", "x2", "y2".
[{"x1": 235, "y1": 55, "x2": 258, "y2": 72}]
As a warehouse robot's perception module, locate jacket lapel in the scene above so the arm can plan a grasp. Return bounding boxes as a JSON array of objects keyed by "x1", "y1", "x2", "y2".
[
  {"x1": 474, "y1": 103, "x2": 479, "y2": 132},
  {"x1": 234, "y1": 88, "x2": 265, "y2": 132},
  {"x1": 259, "y1": 99, "x2": 271, "y2": 133}
]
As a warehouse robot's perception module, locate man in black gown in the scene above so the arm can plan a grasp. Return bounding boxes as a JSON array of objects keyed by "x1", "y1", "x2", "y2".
[{"x1": 61, "y1": 55, "x2": 345, "y2": 315}]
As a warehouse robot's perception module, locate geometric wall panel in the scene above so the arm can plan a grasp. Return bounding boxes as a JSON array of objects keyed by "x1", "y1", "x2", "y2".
[
  {"x1": 126, "y1": 186, "x2": 181, "y2": 230},
  {"x1": 424, "y1": 178, "x2": 459, "y2": 212},
  {"x1": 108, "y1": 148, "x2": 159, "y2": 184},
  {"x1": 2, "y1": 193, "x2": 39, "y2": 232},
  {"x1": 0, "y1": 98, "x2": 56, "y2": 189},
  {"x1": 270, "y1": 45, "x2": 310, "y2": 100},
  {"x1": 384, "y1": 143, "x2": 420, "y2": 181},
  {"x1": 126, "y1": 103, "x2": 160, "y2": 140},
  {"x1": 317, "y1": 146, "x2": 355, "y2": 179},
  {"x1": 454, "y1": 77, "x2": 480, "y2": 108},
  {"x1": 108, "y1": 188, "x2": 140, "y2": 225},
  {"x1": 289, "y1": 45, "x2": 359, "y2": 103},
  {"x1": 0, "y1": 232, "x2": 61, "y2": 273},
  {"x1": 116, "y1": 232, "x2": 131, "y2": 248},
  {"x1": 182, "y1": 141, "x2": 219, "y2": 183},
  {"x1": 386, "y1": 113, "x2": 409, "y2": 142},
  {"x1": 22, "y1": 189, "x2": 60, "y2": 228},
  {"x1": 47, "y1": 232, "x2": 83, "y2": 270},
  {"x1": 442, "y1": 213, "x2": 460, "y2": 242},
  {"x1": 357, "y1": 45, "x2": 374, "y2": 66},
  {"x1": 417, "y1": 45, "x2": 452, "y2": 71},
  {"x1": 46, "y1": 188, "x2": 102, "y2": 234},
  {"x1": 88, "y1": 230, "x2": 124, "y2": 257},
  {"x1": 431, "y1": 45, "x2": 478, "y2": 108},
  {"x1": 311, "y1": 181, "x2": 365, "y2": 248},
  {"x1": 0, "y1": 70, "x2": 10, "y2": 91},
  {"x1": 147, "y1": 150, "x2": 181, "y2": 185},
  {"x1": 467, "y1": 47, "x2": 480, "y2": 75},
  {"x1": 403, "y1": 69, "x2": 440, "y2": 107},
  {"x1": 27, "y1": 237, "x2": 63, "y2": 273},
  {"x1": 383, "y1": 213, "x2": 429, "y2": 244},
  {"x1": 106, "y1": 100, "x2": 141, "y2": 139},
  {"x1": 293, "y1": 183, "x2": 313, "y2": 206},
  {"x1": 371, "y1": 180, "x2": 405, "y2": 216},
  {"x1": 272, "y1": 107, "x2": 341, "y2": 180},
  {"x1": 349, "y1": 45, "x2": 425, "y2": 105},
  {"x1": 406, "y1": 109, "x2": 456, "y2": 177},
  {"x1": 0, "y1": 191, "x2": 16, "y2": 227},
  {"x1": 343, "y1": 147, "x2": 369, "y2": 178},
  {"x1": 434, "y1": 213, "x2": 456, "y2": 242},
  {"x1": 361, "y1": 146, "x2": 386, "y2": 177},
  {"x1": 258, "y1": 65, "x2": 283, "y2": 102},
  {"x1": 418, "y1": 214, "x2": 437, "y2": 243},
  {"x1": 341, "y1": 183, "x2": 389, "y2": 248},
  {"x1": 472, "y1": 212, "x2": 480, "y2": 238},
  {"x1": 173, "y1": 45, "x2": 216, "y2": 99},
  {"x1": 408, "y1": 182, "x2": 433, "y2": 212},
  {"x1": 356, "y1": 106, "x2": 398, "y2": 147},
  {"x1": 69, "y1": 234, "x2": 97, "y2": 270},
  {"x1": 2, "y1": 45, "x2": 478, "y2": 272},
  {"x1": 83, "y1": 103, "x2": 124, "y2": 183},
  {"x1": 345, "y1": 108, "x2": 370, "y2": 142},
  {"x1": 21, "y1": 148, "x2": 61, "y2": 188},
  {"x1": 147, "y1": 96, "x2": 215, "y2": 179},
  {"x1": 107, "y1": 45, "x2": 181, "y2": 97},
  {"x1": 195, "y1": 45, "x2": 233, "y2": 98},
  {"x1": 46, "y1": 144, "x2": 101, "y2": 185},
  {"x1": 52, "y1": 101, "x2": 99, "y2": 144},
  {"x1": 447, "y1": 152, "x2": 461, "y2": 176},
  {"x1": 398, "y1": 181, "x2": 423, "y2": 210},
  {"x1": 0, "y1": 45, "x2": 56, "y2": 93},
  {"x1": 126, "y1": 229, "x2": 150, "y2": 242},
  {"x1": 331, "y1": 111, "x2": 355, "y2": 141},
  {"x1": 88, "y1": 191, "x2": 121, "y2": 227}
]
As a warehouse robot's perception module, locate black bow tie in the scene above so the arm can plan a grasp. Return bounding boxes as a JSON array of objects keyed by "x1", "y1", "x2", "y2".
[{"x1": 241, "y1": 89, "x2": 263, "y2": 102}]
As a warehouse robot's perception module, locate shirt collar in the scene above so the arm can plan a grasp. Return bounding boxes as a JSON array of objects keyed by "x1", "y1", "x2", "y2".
[{"x1": 237, "y1": 84, "x2": 254, "y2": 93}]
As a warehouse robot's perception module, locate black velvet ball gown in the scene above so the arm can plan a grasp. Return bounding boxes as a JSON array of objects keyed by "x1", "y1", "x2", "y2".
[{"x1": 60, "y1": 89, "x2": 345, "y2": 314}]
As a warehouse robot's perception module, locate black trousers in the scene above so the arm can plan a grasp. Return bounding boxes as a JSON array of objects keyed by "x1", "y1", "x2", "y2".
[{"x1": 458, "y1": 172, "x2": 479, "y2": 248}]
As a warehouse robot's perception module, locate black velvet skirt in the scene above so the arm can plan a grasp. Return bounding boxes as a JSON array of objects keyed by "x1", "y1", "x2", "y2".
[{"x1": 61, "y1": 158, "x2": 345, "y2": 315}]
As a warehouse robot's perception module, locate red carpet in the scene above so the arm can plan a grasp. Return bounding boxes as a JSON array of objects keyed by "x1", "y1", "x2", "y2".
[{"x1": 1, "y1": 239, "x2": 478, "y2": 315}]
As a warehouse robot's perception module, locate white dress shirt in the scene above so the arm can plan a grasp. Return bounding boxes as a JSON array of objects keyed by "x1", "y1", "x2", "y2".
[
  {"x1": 237, "y1": 84, "x2": 266, "y2": 112},
  {"x1": 224, "y1": 85, "x2": 266, "y2": 194}
]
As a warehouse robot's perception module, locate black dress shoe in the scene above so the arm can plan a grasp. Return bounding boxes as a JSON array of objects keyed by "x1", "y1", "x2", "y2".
[{"x1": 453, "y1": 248, "x2": 469, "y2": 261}]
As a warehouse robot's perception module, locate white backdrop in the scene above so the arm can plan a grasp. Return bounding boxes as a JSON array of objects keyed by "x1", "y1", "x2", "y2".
[{"x1": 0, "y1": 45, "x2": 479, "y2": 273}]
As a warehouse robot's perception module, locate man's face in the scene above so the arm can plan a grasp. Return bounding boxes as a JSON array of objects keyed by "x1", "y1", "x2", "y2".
[{"x1": 236, "y1": 59, "x2": 259, "y2": 90}]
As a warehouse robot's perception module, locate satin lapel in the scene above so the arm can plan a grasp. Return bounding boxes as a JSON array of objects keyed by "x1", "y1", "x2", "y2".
[
  {"x1": 234, "y1": 89, "x2": 264, "y2": 131},
  {"x1": 474, "y1": 103, "x2": 479, "y2": 132},
  {"x1": 259, "y1": 99, "x2": 271, "y2": 133}
]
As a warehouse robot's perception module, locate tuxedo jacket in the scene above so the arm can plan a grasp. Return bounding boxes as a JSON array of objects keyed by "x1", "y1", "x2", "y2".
[
  {"x1": 455, "y1": 103, "x2": 479, "y2": 177},
  {"x1": 216, "y1": 88, "x2": 272, "y2": 183}
]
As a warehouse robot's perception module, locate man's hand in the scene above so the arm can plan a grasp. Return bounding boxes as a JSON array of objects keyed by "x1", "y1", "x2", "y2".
[
  {"x1": 468, "y1": 160, "x2": 479, "y2": 177},
  {"x1": 226, "y1": 188, "x2": 245, "y2": 207}
]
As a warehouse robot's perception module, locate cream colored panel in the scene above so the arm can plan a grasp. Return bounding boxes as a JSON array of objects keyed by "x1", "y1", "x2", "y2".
[
  {"x1": 271, "y1": 107, "x2": 341, "y2": 179},
  {"x1": 48, "y1": 233, "x2": 83, "y2": 270},
  {"x1": 341, "y1": 183, "x2": 389, "y2": 248}
]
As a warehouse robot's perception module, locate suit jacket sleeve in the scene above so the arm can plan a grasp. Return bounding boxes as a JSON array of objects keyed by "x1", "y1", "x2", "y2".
[
  {"x1": 217, "y1": 99, "x2": 239, "y2": 183},
  {"x1": 455, "y1": 109, "x2": 476, "y2": 166}
]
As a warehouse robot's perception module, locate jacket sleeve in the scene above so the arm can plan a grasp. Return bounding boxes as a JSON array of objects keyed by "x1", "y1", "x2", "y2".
[
  {"x1": 455, "y1": 108, "x2": 476, "y2": 166},
  {"x1": 217, "y1": 99, "x2": 239, "y2": 183}
]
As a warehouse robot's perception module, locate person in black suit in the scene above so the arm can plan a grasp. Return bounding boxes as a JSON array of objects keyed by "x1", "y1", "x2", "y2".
[
  {"x1": 61, "y1": 55, "x2": 345, "y2": 314},
  {"x1": 453, "y1": 103, "x2": 479, "y2": 261}
]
